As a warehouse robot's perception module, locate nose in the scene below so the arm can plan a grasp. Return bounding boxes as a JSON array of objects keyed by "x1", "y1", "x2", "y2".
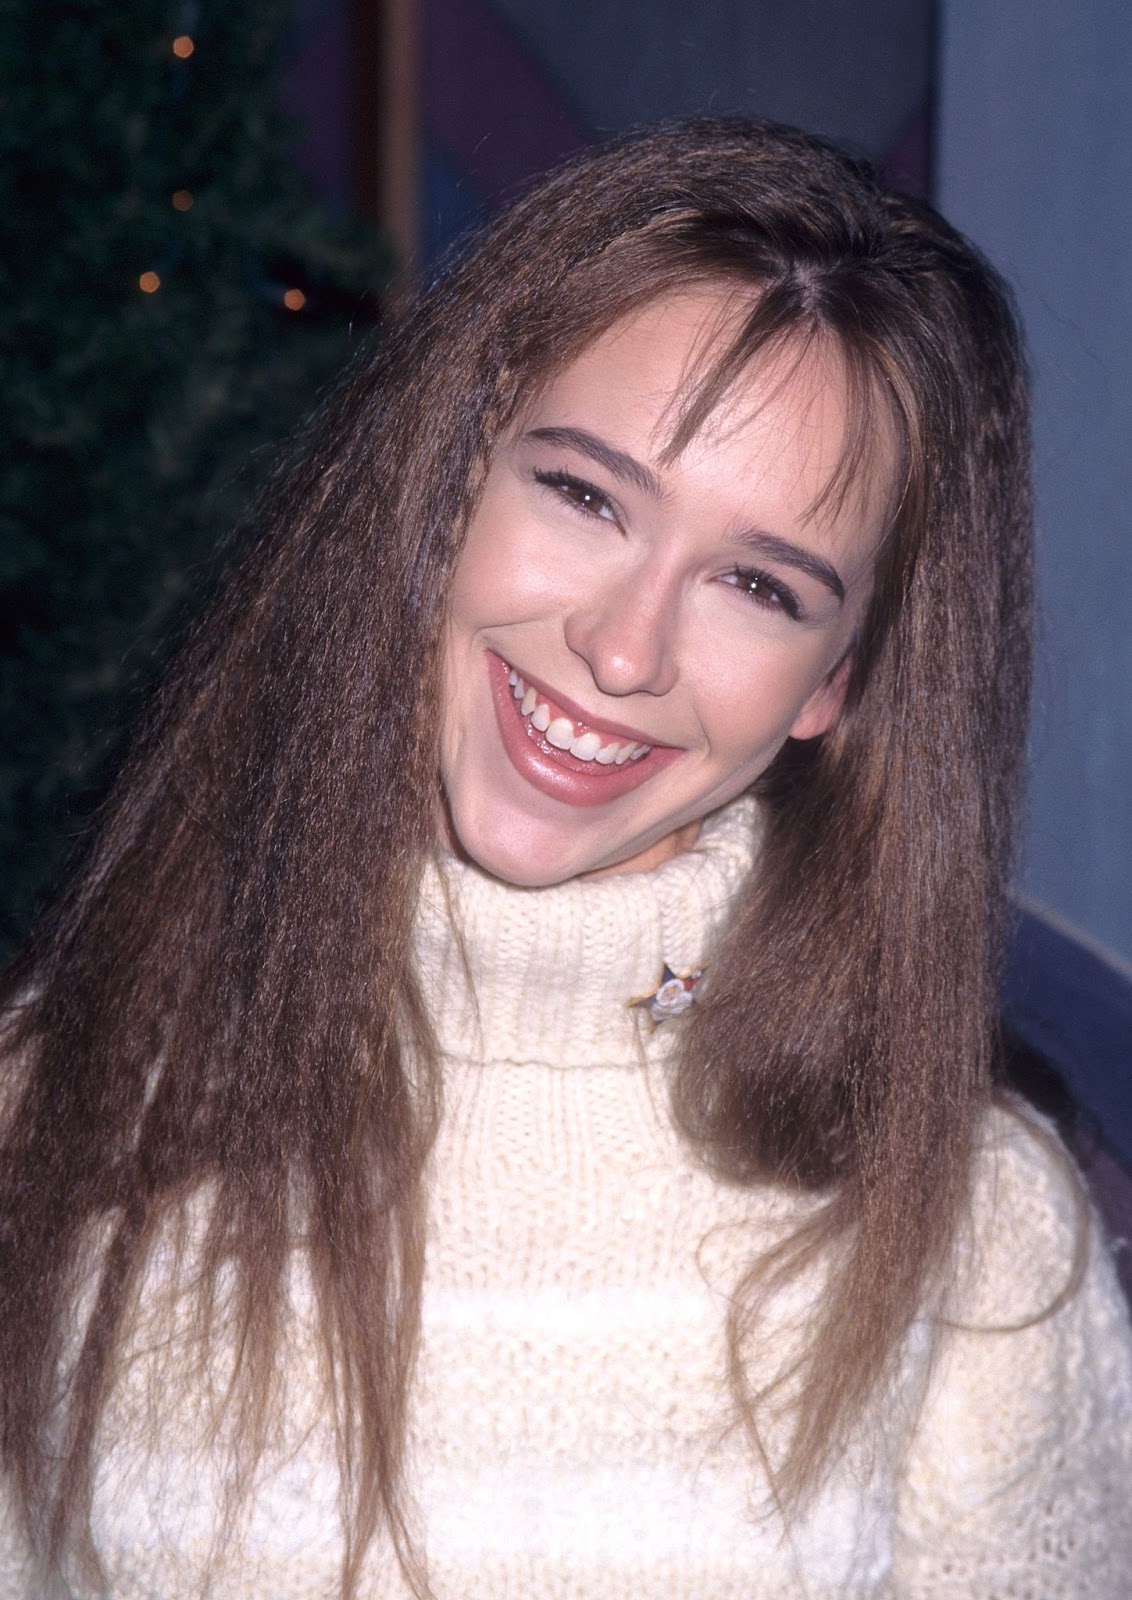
[{"x1": 562, "y1": 564, "x2": 681, "y2": 698}]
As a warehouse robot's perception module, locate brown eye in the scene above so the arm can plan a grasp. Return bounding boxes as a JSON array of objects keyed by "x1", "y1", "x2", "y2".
[
  {"x1": 568, "y1": 483, "x2": 606, "y2": 514},
  {"x1": 724, "y1": 566, "x2": 802, "y2": 620},
  {"x1": 534, "y1": 470, "x2": 617, "y2": 522}
]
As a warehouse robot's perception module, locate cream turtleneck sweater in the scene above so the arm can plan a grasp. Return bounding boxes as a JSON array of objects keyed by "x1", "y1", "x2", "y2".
[{"x1": 3, "y1": 799, "x2": 1131, "y2": 1598}]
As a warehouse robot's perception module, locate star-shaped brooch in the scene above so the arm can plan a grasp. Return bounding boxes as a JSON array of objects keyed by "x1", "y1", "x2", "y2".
[{"x1": 631, "y1": 964, "x2": 704, "y2": 1027}]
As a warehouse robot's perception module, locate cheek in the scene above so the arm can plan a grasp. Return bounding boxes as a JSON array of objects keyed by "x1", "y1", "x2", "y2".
[
  {"x1": 447, "y1": 531, "x2": 501, "y2": 634},
  {"x1": 448, "y1": 504, "x2": 558, "y2": 633},
  {"x1": 690, "y1": 629, "x2": 849, "y2": 771}
]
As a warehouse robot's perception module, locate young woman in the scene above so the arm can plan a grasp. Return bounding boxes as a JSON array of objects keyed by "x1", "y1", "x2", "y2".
[{"x1": 1, "y1": 120, "x2": 1130, "y2": 1599}]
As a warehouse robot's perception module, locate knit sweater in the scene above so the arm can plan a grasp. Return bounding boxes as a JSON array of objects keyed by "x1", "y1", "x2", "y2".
[{"x1": 3, "y1": 798, "x2": 1131, "y2": 1597}]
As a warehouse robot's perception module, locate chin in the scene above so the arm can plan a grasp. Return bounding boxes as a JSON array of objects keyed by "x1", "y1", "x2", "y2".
[
  {"x1": 475, "y1": 856, "x2": 580, "y2": 889},
  {"x1": 444, "y1": 801, "x2": 630, "y2": 888},
  {"x1": 450, "y1": 824, "x2": 592, "y2": 887}
]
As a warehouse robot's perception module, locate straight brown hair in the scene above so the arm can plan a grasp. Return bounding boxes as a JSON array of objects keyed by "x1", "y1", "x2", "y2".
[{"x1": 0, "y1": 120, "x2": 1031, "y2": 1595}]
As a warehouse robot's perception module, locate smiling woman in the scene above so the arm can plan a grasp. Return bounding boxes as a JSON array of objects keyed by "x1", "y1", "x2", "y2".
[
  {"x1": 442, "y1": 293, "x2": 890, "y2": 883},
  {"x1": 1, "y1": 121, "x2": 1130, "y2": 1600}
]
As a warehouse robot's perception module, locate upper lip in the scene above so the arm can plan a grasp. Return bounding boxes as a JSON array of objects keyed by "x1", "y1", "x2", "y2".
[{"x1": 498, "y1": 654, "x2": 673, "y2": 748}]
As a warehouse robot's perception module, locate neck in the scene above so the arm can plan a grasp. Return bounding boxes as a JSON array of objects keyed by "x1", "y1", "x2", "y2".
[
  {"x1": 415, "y1": 796, "x2": 761, "y2": 1069},
  {"x1": 580, "y1": 818, "x2": 703, "y2": 880}
]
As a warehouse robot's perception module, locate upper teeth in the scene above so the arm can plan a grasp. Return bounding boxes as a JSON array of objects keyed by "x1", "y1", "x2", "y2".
[{"x1": 507, "y1": 669, "x2": 651, "y2": 765}]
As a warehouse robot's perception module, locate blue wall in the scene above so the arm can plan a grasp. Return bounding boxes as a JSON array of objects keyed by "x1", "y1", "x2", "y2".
[
  {"x1": 422, "y1": 0, "x2": 935, "y2": 252},
  {"x1": 490, "y1": 0, "x2": 930, "y2": 157},
  {"x1": 939, "y1": 1, "x2": 1132, "y2": 968}
]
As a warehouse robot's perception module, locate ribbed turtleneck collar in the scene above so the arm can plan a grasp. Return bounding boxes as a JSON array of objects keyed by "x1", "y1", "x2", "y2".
[{"x1": 413, "y1": 797, "x2": 761, "y2": 1068}]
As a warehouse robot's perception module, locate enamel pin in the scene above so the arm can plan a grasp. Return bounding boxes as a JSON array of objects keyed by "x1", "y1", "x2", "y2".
[{"x1": 632, "y1": 964, "x2": 703, "y2": 1026}]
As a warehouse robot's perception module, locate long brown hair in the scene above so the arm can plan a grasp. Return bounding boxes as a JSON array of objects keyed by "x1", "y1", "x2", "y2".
[{"x1": 0, "y1": 121, "x2": 1031, "y2": 1593}]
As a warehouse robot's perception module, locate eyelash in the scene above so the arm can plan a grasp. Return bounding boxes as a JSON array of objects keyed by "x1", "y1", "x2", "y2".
[
  {"x1": 533, "y1": 468, "x2": 618, "y2": 521},
  {"x1": 533, "y1": 467, "x2": 803, "y2": 620},
  {"x1": 722, "y1": 566, "x2": 802, "y2": 620}
]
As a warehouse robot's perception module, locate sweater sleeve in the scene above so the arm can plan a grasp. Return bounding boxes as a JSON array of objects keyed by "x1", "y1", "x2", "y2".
[{"x1": 892, "y1": 1107, "x2": 1132, "y2": 1599}]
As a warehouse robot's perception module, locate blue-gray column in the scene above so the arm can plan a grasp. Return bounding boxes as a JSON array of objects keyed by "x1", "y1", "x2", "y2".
[{"x1": 939, "y1": 0, "x2": 1132, "y2": 967}]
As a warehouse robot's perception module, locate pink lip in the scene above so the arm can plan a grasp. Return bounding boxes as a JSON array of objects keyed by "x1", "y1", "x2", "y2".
[{"x1": 487, "y1": 652, "x2": 681, "y2": 808}]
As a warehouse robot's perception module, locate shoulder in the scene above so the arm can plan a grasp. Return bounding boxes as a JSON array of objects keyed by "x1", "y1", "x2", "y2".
[
  {"x1": 951, "y1": 1098, "x2": 1092, "y2": 1326},
  {"x1": 892, "y1": 1101, "x2": 1132, "y2": 1595},
  {"x1": 912, "y1": 1096, "x2": 1132, "y2": 1437},
  {"x1": 939, "y1": 1098, "x2": 1132, "y2": 1412}
]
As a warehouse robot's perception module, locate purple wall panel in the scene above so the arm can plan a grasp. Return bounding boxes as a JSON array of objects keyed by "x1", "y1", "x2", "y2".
[
  {"x1": 282, "y1": 0, "x2": 354, "y2": 214},
  {"x1": 425, "y1": 0, "x2": 587, "y2": 208}
]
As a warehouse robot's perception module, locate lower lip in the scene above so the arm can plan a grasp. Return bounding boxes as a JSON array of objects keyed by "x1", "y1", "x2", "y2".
[{"x1": 487, "y1": 653, "x2": 680, "y2": 808}]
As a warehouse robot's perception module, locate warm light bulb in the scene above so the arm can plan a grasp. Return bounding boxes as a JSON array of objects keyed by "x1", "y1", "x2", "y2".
[
  {"x1": 172, "y1": 35, "x2": 195, "y2": 58},
  {"x1": 283, "y1": 288, "x2": 307, "y2": 311},
  {"x1": 171, "y1": 190, "x2": 194, "y2": 212},
  {"x1": 139, "y1": 271, "x2": 161, "y2": 294}
]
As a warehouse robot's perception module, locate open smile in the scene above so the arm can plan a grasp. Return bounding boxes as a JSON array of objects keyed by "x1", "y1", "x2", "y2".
[
  {"x1": 486, "y1": 652, "x2": 681, "y2": 807},
  {"x1": 507, "y1": 667, "x2": 653, "y2": 765}
]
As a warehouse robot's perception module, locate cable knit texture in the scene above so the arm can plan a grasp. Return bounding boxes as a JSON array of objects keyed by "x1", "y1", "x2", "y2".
[{"x1": 3, "y1": 797, "x2": 1131, "y2": 1597}]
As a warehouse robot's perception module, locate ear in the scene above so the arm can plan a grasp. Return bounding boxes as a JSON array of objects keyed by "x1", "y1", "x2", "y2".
[{"x1": 788, "y1": 653, "x2": 853, "y2": 741}]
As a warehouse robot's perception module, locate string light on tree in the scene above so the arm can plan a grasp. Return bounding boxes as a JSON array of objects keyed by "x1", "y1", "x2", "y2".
[{"x1": 2, "y1": 0, "x2": 390, "y2": 950}]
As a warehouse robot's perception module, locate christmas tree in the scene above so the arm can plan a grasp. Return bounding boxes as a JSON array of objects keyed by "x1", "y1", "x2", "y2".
[{"x1": 0, "y1": 0, "x2": 390, "y2": 950}]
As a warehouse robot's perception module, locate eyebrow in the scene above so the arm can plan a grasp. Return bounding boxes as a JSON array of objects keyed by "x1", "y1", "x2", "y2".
[
  {"x1": 524, "y1": 424, "x2": 847, "y2": 606},
  {"x1": 523, "y1": 426, "x2": 666, "y2": 499}
]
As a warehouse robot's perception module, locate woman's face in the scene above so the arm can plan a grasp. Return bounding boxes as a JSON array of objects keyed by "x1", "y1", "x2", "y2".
[{"x1": 441, "y1": 289, "x2": 895, "y2": 886}]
